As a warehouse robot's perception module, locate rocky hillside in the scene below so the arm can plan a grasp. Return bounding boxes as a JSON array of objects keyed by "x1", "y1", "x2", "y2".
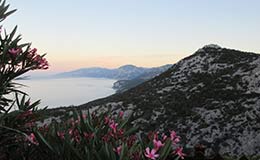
[{"x1": 78, "y1": 45, "x2": 260, "y2": 157}]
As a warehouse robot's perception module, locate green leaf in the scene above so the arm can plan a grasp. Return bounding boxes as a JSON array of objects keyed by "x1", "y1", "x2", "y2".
[
  {"x1": 3, "y1": 9, "x2": 16, "y2": 19},
  {"x1": 0, "y1": 125, "x2": 27, "y2": 136},
  {"x1": 9, "y1": 25, "x2": 17, "y2": 41},
  {"x1": 159, "y1": 139, "x2": 172, "y2": 160},
  {"x1": 20, "y1": 94, "x2": 26, "y2": 110},
  {"x1": 27, "y1": 99, "x2": 41, "y2": 111},
  {"x1": 65, "y1": 139, "x2": 84, "y2": 160},
  {"x1": 124, "y1": 126, "x2": 138, "y2": 136},
  {"x1": 84, "y1": 146, "x2": 91, "y2": 160},
  {"x1": 104, "y1": 143, "x2": 111, "y2": 158},
  {"x1": 15, "y1": 92, "x2": 20, "y2": 107},
  {"x1": 119, "y1": 143, "x2": 128, "y2": 160},
  {"x1": 35, "y1": 130, "x2": 55, "y2": 153},
  {"x1": 93, "y1": 149, "x2": 103, "y2": 160},
  {"x1": 18, "y1": 42, "x2": 30, "y2": 49},
  {"x1": 5, "y1": 100, "x2": 15, "y2": 113}
]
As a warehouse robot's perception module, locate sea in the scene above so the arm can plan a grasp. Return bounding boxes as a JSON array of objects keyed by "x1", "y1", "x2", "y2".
[{"x1": 15, "y1": 77, "x2": 116, "y2": 109}]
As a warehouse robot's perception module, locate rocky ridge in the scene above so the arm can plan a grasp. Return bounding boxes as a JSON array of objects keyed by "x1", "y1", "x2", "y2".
[{"x1": 78, "y1": 45, "x2": 260, "y2": 157}]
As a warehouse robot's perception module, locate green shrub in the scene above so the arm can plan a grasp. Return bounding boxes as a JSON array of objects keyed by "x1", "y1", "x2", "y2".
[{"x1": 33, "y1": 110, "x2": 185, "y2": 160}]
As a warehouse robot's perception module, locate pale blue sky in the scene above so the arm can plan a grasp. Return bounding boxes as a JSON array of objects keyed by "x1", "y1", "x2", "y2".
[{"x1": 4, "y1": 0, "x2": 260, "y2": 72}]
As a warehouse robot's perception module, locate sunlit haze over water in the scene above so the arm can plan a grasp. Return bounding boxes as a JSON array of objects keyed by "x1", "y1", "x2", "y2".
[{"x1": 16, "y1": 78, "x2": 116, "y2": 108}]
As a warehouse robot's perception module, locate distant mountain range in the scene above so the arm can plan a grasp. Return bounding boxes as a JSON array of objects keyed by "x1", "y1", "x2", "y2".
[
  {"x1": 55, "y1": 64, "x2": 172, "y2": 92},
  {"x1": 76, "y1": 44, "x2": 260, "y2": 157},
  {"x1": 112, "y1": 64, "x2": 172, "y2": 92},
  {"x1": 55, "y1": 64, "x2": 172, "y2": 80},
  {"x1": 55, "y1": 65, "x2": 144, "y2": 80}
]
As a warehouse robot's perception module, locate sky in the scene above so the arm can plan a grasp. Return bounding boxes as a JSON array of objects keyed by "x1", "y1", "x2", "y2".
[{"x1": 3, "y1": 0, "x2": 260, "y2": 73}]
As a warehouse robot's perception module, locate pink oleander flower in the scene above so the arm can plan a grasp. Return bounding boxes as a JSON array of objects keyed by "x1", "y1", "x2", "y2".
[
  {"x1": 109, "y1": 120, "x2": 118, "y2": 133},
  {"x1": 174, "y1": 147, "x2": 186, "y2": 159},
  {"x1": 173, "y1": 136, "x2": 180, "y2": 143},
  {"x1": 114, "y1": 145, "x2": 122, "y2": 155},
  {"x1": 38, "y1": 124, "x2": 49, "y2": 135},
  {"x1": 83, "y1": 132, "x2": 94, "y2": 140},
  {"x1": 127, "y1": 135, "x2": 137, "y2": 147},
  {"x1": 104, "y1": 116, "x2": 110, "y2": 124},
  {"x1": 29, "y1": 48, "x2": 37, "y2": 54},
  {"x1": 170, "y1": 130, "x2": 176, "y2": 140},
  {"x1": 153, "y1": 139, "x2": 164, "y2": 150},
  {"x1": 144, "y1": 147, "x2": 159, "y2": 160},
  {"x1": 38, "y1": 58, "x2": 49, "y2": 69},
  {"x1": 27, "y1": 48, "x2": 37, "y2": 59},
  {"x1": 82, "y1": 114, "x2": 87, "y2": 120},
  {"x1": 74, "y1": 135, "x2": 80, "y2": 143},
  {"x1": 117, "y1": 128, "x2": 124, "y2": 136},
  {"x1": 32, "y1": 55, "x2": 49, "y2": 70},
  {"x1": 119, "y1": 111, "x2": 124, "y2": 118},
  {"x1": 108, "y1": 131, "x2": 115, "y2": 137},
  {"x1": 153, "y1": 131, "x2": 159, "y2": 140},
  {"x1": 8, "y1": 48, "x2": 21, "y2": 56},
  {"x1": 57, "y1": 131, "x2": 65, "y2": 140},
  {"x1": 68, "y1": 128, "x2": 74, "y2": 135},
  {"x1": 161, "y1": 133, "x2": 168, "y2": 141},
  {"x1": 70, "y1": 129, "x2": 80, "y2": 143},
  {"x1": 170, "y1": 130, "x2": 180, "y2": 144},
  {"x1": 147, "y1": 131, "x2": 154, "y2": 140},
  {"x1": 83, "y1": 132, "x2": 88, "y2": 138},
  {"x1": 102, "y1": 135, "x2": 108, "y2": 142},
  {"x1": 27, "y1": 133, "x2": 38, "y2": 145},
  {"x1": 89, "y1": 133, "x2": 94, "y2": 138}
]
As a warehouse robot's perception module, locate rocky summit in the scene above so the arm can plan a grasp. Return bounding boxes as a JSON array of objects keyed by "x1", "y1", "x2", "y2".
[{"x1": 79, "y1": 45, "x2": 260, "y2": 157}]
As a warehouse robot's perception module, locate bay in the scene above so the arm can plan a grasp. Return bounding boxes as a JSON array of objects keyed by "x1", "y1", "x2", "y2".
[{"x1": 16, "y1": 77, "x2": 116, "y2": 109}]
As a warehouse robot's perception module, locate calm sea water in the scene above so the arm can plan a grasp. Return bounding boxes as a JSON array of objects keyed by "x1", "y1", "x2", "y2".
[{"x1": 16, "y1": 78, "x2": 116, "y2": 109}]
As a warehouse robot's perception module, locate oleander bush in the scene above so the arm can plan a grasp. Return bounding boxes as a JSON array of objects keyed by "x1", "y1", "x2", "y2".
[
  {"x1": 33, "y1": 110, "x2": 185, "y2": 160},
  {"x1": 0, "y1": 0, "x2": 48, "y2": 159}
]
